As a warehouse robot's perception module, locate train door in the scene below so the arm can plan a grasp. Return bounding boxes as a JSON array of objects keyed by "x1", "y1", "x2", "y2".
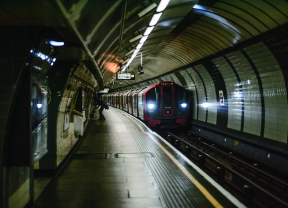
[
  {"x1": 138, "y1": 88, "x2": 146, "y2": 119},
  {"x1": 132, "y1": 88, "x2": 142, "y2": 117},
  {"x1": 132, "y1": 92, "x2": 137, "y2": 116},
  {"x1": 116, "y1": 93, "x2": 120, "y2": 108},
  {"x1": 160, "y1": 83, "x2": 175, "y2": 118},
  {"x1": 128, "y1": 91, "x2": 133, "y2": 114}
]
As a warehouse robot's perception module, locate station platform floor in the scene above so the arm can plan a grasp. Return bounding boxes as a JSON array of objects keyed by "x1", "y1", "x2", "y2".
[{"x1": 34, "y1": 107, "x2": 245, "y2": 208}]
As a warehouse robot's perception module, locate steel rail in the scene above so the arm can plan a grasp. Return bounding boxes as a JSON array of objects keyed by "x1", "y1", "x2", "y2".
[{"x1": 167, "y1": 131, "x2": 288, "y2": 208}]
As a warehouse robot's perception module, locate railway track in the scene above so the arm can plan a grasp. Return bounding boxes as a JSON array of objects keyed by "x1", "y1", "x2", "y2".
[{"x1": 164, "y1": 130, "x2": 288, "y2": 208}]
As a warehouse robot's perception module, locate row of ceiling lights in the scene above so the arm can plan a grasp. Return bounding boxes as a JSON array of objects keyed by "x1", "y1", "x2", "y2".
[{"x1": 121, "y1": 0, "x2": 171, "y2": 73}]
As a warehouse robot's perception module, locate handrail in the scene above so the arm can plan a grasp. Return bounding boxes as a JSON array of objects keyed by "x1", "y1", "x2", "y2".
[{"x1": 167, "y1": 132, "x2": 288, "y2": 207}]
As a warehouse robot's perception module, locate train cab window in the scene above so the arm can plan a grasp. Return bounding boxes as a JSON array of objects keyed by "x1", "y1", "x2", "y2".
[
  {"x1": 146, "y1": 87, "x2": 159, "y2": 104},
  {"x1": 163, "y1": 87, "x2": 172, "y2": 109},
  {"x1": 176, "y1": 86, "x2": 187, "y2": 107}
]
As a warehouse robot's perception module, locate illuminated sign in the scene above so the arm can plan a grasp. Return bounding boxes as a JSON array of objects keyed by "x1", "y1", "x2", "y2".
[
  {"x1": 116, "y1": 73, "x2": 135, "y2": 80},
  {"x1": 98, "y1": 88, "x2": 109, "y2": 93},
  {"x1": 160, "y1": 82, "x2": 174, "y2": 86},
  {"x1": 219, "y1": 90, "x2": 224, "y2": 105}
]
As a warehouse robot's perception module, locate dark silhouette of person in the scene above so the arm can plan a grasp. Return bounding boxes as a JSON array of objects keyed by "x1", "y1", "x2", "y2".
[{"x1": 98, "y1": 98, "x2": 106, "y2": 120}]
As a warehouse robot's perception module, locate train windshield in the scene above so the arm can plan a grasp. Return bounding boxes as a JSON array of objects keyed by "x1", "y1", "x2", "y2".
[
  {"x1": 176, "y1": 86, "x2": 187, "y2": 105},
  {"x1": 146, "y1": 87, "x2": 159, "y2": 104},
  {"x1": 163, "y1": 87, "x2": 173, "y2": 109}
]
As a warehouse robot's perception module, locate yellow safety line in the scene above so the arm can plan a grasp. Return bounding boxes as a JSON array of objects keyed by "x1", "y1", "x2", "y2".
[{"x1": 117, "y1": 109, "x2": 223, "y2": 208}]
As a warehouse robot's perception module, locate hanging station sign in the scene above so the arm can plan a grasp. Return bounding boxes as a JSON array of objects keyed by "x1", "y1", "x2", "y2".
[{"x1": 116, "y1": 73, "x2": 135, "y2": 80}]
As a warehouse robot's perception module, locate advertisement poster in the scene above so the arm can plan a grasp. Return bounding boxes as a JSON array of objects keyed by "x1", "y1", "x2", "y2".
[
  {"x1": 219, "y1": 90, "x2": 224, "y2": 105},
  {"x1": 67, "y1": 90, "x2": 75, "y2": 106},
  {"x1": 63, "y1": 112, "x2": 70, "y2": 131}
]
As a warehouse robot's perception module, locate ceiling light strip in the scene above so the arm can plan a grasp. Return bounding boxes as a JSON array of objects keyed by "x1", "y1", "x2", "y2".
[
  {"x1": 156, "y1": 0, "x2": 170, "y2": 12},
  {"x1": 121, "y1": 0, "x2": 170, "y2": 72},
  {"x1": 149, "y1": 13, "x2": 162, "y2": 26}
]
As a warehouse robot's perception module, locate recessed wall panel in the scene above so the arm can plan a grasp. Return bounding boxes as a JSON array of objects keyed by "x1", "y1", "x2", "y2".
[
  {"x1": 194, "y1": 64, "x2": 217, "y2": 125},
  {"x1": 179, "y1": 69, "x2": 197, "y2": 120},
  {"x1": 226, "y1": 50, "x2": 261, "y2": 136},
  {"x1": 212, "y1": 56, "x2": 242, "y2": 131},
  {"x1": 170, "y1": 73, "x2": 182, "y2": 85},
  {"x1": 186, "y1": 67, "x2": 206, "y2": 122},
  {"x1": 244, "y1": 42, "x2": 288, "y2": 143}
]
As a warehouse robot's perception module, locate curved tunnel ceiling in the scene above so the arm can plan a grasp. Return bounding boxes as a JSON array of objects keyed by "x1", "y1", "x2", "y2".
[
  {"x1": 1, "y1": 0, "x2": 288, "y2": 90},
  {"x1": 52, "y1": 0, "x2": 197, "y2": 88},
  {"x1": 111, "y1": 0, "x2": 288, "y2": 89}
]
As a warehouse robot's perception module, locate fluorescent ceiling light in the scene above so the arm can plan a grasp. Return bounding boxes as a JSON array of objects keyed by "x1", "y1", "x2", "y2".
[
  {"x1": 138, "y1": 3, "x2": 157, "y2": 18},
  {"x1": 149, "y1": 13, "x2": 162, "y2": 26},
  {"x1": 133, "y1": 49, "x2": 140, "y2": 55},
  {"x1": 49, "y1": 41, "x2": 64, "y2": 46},
  {"x1": 125, "y1": 49, "x2": 134, "y2": 56},
  {"x1": 144, "y1": 26, "x2": 155, "y2": 36},
  {"x1": 139, "y1": 36, "x2": 148, "y2": 44},
  {"x1": 129, "y1": 34, "x2": 142, "y2": 43},
  {"x1": 156, "y1": 0, "x2": 170, "y2": 12},
  {"x1": 136, "y1": 43, "x2": 143, "y2": 50}
]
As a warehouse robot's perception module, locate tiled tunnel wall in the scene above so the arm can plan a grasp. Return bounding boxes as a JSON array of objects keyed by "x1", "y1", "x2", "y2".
[
  {"x1": 115, "y1": 27, "x2": 288, "y2": 169},
  {"x1": 36, "y1": 62, "x2": 97, "y2": 170},
  {"x1": 55, "y1": 65, "x2": 96, "y2": 166}
]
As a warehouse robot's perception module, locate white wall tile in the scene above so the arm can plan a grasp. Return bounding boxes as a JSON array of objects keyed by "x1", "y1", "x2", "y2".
[
  {"x1": 194, "y1": 64, "x2": 217, "y2": 124},
  {"x1": 226, "y1": 50, "x2": 262, "y2": 136},
  {"x1": 244, "y1": 42, "x2": 288, "y2": 143},
  {"x1": 212, "y1": 56, "x2": 242, "y2": 130},
  {"x1": 179, "y1": 69, "x2": 197, "y2": 119},
  {"x1": 186, "y1": 67, "x2": 206, "y2": 122}
]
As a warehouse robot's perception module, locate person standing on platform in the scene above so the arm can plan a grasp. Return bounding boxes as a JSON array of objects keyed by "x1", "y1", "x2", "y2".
[{"x1": 98, "y1": 98, "x2": 106, "y2": 120}]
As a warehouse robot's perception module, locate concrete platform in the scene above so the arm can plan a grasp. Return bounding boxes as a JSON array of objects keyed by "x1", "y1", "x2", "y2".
[{"x1": 34, "y1": 108, "x2": 245, "y2": 208}]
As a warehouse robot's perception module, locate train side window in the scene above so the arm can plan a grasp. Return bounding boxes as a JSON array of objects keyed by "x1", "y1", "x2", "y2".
[{"x1": 163, "y1": 87, "x2": 173, "y2": 109}]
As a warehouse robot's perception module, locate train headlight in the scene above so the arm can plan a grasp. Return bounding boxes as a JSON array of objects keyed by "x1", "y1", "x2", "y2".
[
  {"x1": 148, "y1": 104, "x2": 155, "y2": 109},
  {"x1": 180, "y1": 103, "x2": 187, "y2": 108}
]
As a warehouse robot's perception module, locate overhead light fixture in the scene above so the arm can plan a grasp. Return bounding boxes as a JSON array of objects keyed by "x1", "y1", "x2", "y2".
[
  {"x1": 156, "y1": 0, "x2": 170, "y2": 12},
  {"x1": 144, "y1": 26, "x2": 155, "y2": 36},
  {"x1": 136, "y1": 43, "x2": 144, "y2": 50},
  {"x1": 139, "y1": 36, "x2": 148, "y2": 44},
  {"x1": 49, "y1": 41, "x2": 65, "y2": 46},
  {"x1": 131, "y1": 53, "x2": 137, "y2": 58},
  {"x1": 138, "y1": 3, "x2": 157, "y2": 18},
  {"x1": 129, "y1": 34, "x2": 143, "y2": 43},
  {"x1": 149, "y1": 13, "x2": 162, "y2": 26},
  {"x1": 121, "y1": 1, "x2": 169, "y2": 73}
]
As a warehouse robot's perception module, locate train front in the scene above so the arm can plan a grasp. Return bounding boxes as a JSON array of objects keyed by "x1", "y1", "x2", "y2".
[{"x1": 144, "y1": 82, "x2": 189, "y2": 128}]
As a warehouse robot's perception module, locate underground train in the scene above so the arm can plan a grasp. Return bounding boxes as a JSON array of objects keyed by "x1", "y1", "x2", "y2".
[{"x1": 101, "y1": 81, "x2": 189, "y2": 128}]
